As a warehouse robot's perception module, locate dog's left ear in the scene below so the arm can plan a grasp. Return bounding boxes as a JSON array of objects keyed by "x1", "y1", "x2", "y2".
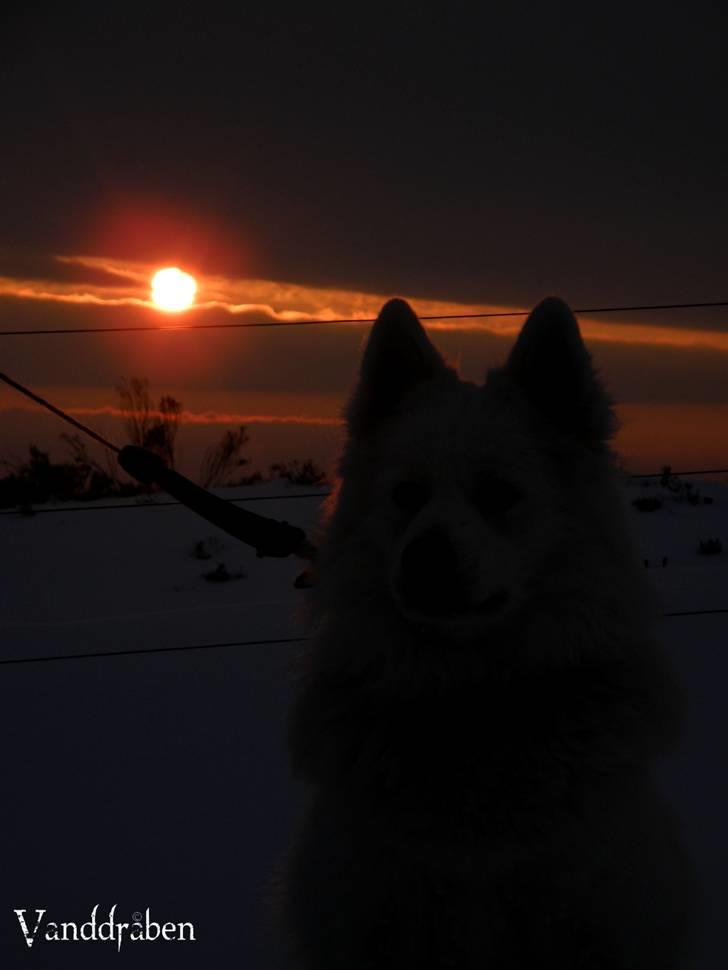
[
  {"x1": 504, "y1": 297, "x2": 617, "y2": 444},
  {"x1": 347, "y1": 299, "x2": 450, "y2": 436}
]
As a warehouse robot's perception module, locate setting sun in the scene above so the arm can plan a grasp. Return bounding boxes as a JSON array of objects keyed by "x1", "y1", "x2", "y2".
[{"x1": 151, "y1": 267, "x2": 197, "y2": 312}]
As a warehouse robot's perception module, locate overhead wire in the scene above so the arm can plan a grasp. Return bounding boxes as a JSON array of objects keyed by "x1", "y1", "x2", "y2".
[
  {"x1": 0, "y1": 491, "x2": 332, "y2": 516},
  {"x1": 0, "y1": 636, "x2": 307, "y2": 666},
  {"x1": 0, "y1": 299, "x2": 727, "y2": 337},
  {"x1": 3, "y1": 470, "x2": 728, "y2": 517},
  {"x1": 1, "y1": 609, "x2": 727, "y2": 667}
]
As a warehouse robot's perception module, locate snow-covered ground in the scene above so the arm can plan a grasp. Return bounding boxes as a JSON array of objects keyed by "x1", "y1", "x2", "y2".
[{"x1": 0, "y1": 477, "x2": 726, "y2": 966}]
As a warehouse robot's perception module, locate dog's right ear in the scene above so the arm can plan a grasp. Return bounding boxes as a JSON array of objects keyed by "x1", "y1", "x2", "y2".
[
  {"x1": 503, "y1": 297, "x2": 617, "y2": 444},
  {"x1": 346, "y1": 299, "x2": 449, "y2": 436}
]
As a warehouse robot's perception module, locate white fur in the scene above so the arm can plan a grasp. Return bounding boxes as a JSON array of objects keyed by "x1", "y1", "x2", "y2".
[{"x1": 277, "y1": 298, "x2": 697, "y2": 968}]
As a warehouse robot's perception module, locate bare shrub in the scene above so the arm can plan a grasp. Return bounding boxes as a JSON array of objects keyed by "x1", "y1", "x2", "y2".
[
  {"x1": 198, "y1": 426, "x2": 250, "y2": 488},
  {"x1": 117, "y1": 377, "x2": 182, "y2": 468},
  {"x1": 268, "y1": 459, "x2": 328, "y2": 487}
]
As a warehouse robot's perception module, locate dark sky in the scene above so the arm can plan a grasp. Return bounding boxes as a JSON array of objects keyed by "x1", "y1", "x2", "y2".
[{"x1": 3, "y1": 4, "x2": 727, "y2": 307}]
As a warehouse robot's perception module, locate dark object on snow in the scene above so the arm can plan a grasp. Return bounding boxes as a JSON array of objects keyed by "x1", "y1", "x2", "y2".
[
  {"x1": 269, "y1": 458, "x2": 328, "y2": 487},
  {"x1": 633, "y1": 496, "x2": 662, "y2": 512},
  {"x1": 192, "y1": 540, "x2": 212, "y2": 560},
  {"x1": 203, "y1": 562, "x2": 245, "y2": 582},
  {"x1": 697, "y1": 538, "x2": 723, "y2": 555}
]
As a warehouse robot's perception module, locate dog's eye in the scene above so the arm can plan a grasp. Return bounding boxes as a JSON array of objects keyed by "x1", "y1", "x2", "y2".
[
  {"x1": 391, "y1": 480, "x2": 429, "y2": 515},
  {"x1": 473, "y1": 478, "x2": 522, "y2": 515}
]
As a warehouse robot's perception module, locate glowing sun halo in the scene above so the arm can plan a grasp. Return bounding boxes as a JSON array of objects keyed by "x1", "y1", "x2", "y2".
[{"x1": 151, "y1": 267, "x2": 197, "y2": 312}]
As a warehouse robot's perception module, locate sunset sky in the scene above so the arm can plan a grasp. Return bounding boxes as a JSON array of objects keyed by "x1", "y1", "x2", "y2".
[{"x1": 2, "y1": 7, "x2": 727, "y2": 480}]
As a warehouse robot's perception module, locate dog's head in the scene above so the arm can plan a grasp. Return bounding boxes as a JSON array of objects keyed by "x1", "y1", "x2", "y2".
[{"x1": 333, "y1": 297, "x2": 618, "y2": 639}]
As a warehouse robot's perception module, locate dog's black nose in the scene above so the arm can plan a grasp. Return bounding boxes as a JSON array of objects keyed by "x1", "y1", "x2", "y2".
[{"x1": 398, "y1": 527, "x2": 469, "y2": 617}]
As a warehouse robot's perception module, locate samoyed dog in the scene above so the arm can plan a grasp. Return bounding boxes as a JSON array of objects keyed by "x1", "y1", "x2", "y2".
[{"x1": 280, "y1": 297, "x2": 696, "y2": 968}]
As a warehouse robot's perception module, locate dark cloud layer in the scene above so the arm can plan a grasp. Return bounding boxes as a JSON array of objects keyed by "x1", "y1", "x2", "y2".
[{"x1": 2, "y1": 6, "x2": 727, "y2": 306}]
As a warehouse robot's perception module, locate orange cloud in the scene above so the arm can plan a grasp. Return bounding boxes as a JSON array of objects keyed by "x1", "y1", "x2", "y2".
[
  {"x1": 2, "y1": 252, "x2": 728, "y2": 355},
  {"x1": 3, "y1": 402, "x2": 342, "y2": 427},
  {"x1": 0, "y1": 283, "x2": 148, "y2": 307}
]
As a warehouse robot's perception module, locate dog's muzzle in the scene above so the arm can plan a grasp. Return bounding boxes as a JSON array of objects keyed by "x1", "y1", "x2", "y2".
[{"x1": 396, "y1": 527, "x2": 510, "y2": 620}]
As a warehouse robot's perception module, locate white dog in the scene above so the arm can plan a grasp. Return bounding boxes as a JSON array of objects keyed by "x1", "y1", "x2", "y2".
[{"x1": 279, "y1": 297, "x2": 696, "y2": 968}]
